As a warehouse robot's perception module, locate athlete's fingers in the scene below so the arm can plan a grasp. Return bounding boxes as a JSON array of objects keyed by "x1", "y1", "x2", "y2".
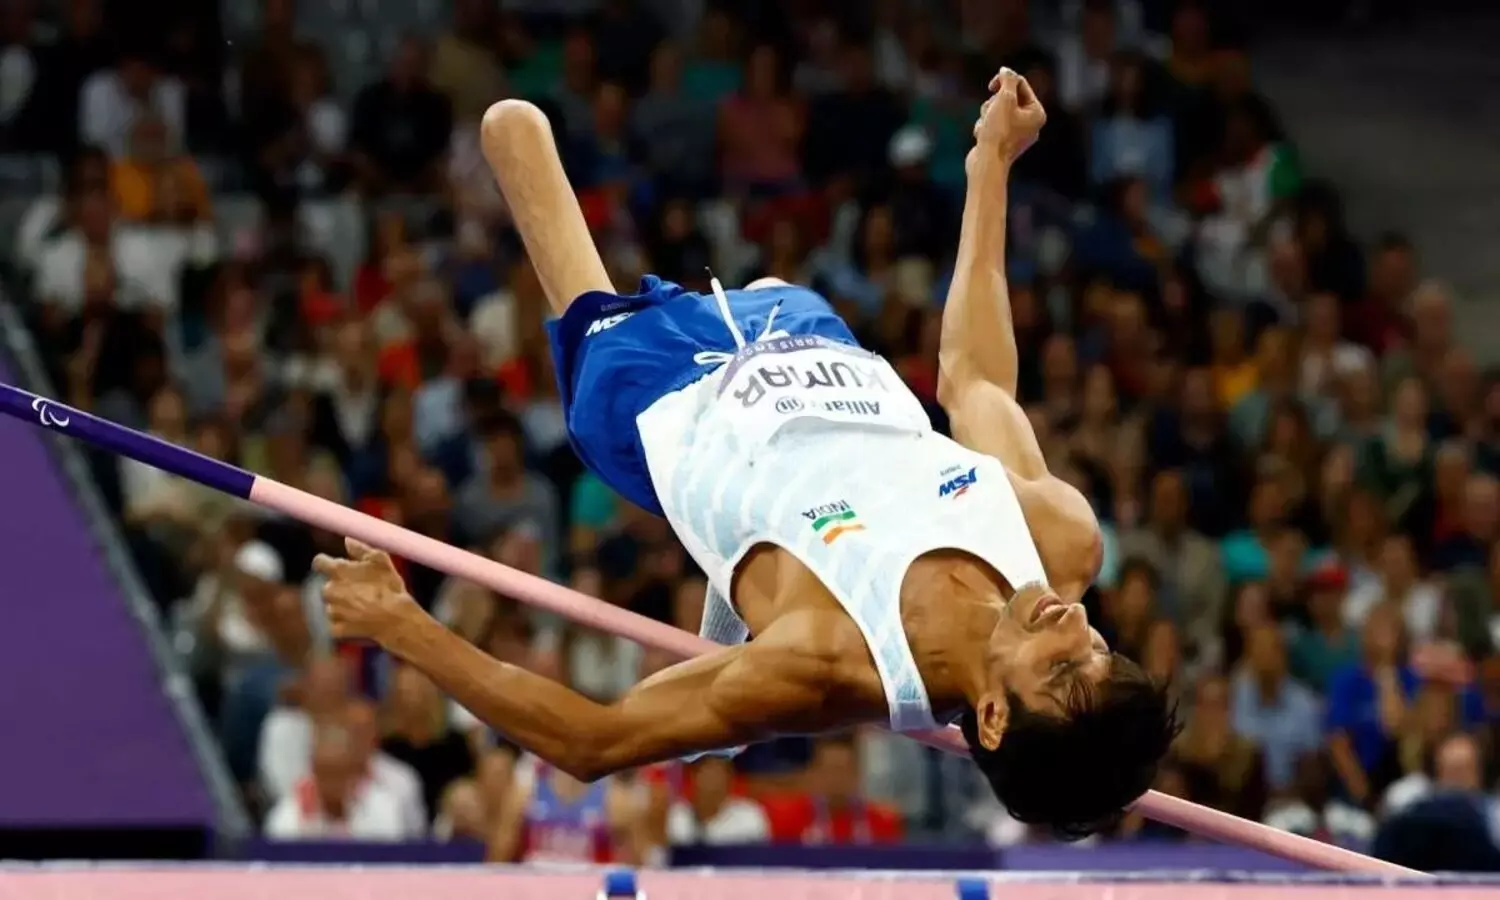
[
  {"x1": 988, "y1": 66, "x2": 1016, "y2": 93},
  {"x1": 995, "y1": 67, "x2": 1019, "y2": 99},
  {"x1": 345, "y1": 537, "x2": 382, "y2": 562},
  {"x1": 312, "y1": 554, "x2": 347, "y2": 577},
  {"x1": 1016, "y1": 74, "x2": 1040, "y2": 109}
]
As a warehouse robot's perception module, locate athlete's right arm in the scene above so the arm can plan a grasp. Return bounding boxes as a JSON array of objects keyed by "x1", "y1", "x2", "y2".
[
  {"x1": 389, "y1": 613, "x2": 837, "y2": 782},
  {"x1": 317, "y1": 541, "x2": 841, "y2": 782},
  {"x1": 937, "y1": 70, "x2": 1048, "y2": 478}
]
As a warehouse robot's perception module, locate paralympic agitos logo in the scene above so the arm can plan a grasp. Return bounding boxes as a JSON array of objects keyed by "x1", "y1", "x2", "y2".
[{"x1": 32, "y1": 397, "x2": 70, "y2": 429}]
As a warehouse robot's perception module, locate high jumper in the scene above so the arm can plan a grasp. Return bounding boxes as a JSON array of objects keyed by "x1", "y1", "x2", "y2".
[{"x1": 315, "y1": 67, "x2": 1174, "y2": 839}]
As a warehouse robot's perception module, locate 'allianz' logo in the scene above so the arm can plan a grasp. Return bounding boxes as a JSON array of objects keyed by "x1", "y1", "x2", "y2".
[
  {"x1": 585, "y1": 312, "x2": 636, "y2": 336},
  {"x1": 938, "y1": 467, "x2": 978, "y2": 498}
]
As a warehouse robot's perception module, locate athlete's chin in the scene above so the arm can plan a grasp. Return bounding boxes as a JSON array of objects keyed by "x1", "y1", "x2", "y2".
[{"x1": 1050, "y1": 576, "x2": 1092, "y2": 607}]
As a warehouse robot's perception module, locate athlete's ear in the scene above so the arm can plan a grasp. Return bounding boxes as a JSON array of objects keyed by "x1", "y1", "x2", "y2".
[{"x1": 974, "y1": 690, "x2": 1009, "y2": 751}]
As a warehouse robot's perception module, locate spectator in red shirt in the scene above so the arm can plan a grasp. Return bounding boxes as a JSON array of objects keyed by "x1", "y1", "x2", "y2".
[
  {"x1": 762, "y1": 735, "x2": 903, "y2": 844},
  {"x1": 1351, "y1": 233, "x2": 1416, "y2": 354},
  {"x1": 352, "y1": 210, "x2": 409, "y2": 313}
]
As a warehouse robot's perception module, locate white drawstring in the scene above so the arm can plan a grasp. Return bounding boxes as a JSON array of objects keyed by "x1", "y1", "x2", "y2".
[
  {"x1": 692, "y1": 277, "x2": 788, "y2": 367},
  {"x1": 709, "y1": 276, "x2": 747, "y2": 349}
]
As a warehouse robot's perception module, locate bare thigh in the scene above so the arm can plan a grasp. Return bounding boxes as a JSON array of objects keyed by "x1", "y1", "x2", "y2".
[{"x1": 479, "y1": 100, "x2": 614, "y2": 315}]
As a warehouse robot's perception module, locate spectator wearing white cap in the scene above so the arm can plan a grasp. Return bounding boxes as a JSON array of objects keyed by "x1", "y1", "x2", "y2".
[
  {"x1": 178, "y1": 538, "x2": 286, "y2": 664},
  {"x1": 180, "y1": 536, "x2": 294, "y2": 781},
  {"x1": 221, "y1": 540, "x2": 286, "y2": 657}
]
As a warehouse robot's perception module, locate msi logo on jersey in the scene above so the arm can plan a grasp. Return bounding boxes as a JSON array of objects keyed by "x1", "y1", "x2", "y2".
[{"x1": 938, "y1": 467, "x2": 979, "y2": 498}]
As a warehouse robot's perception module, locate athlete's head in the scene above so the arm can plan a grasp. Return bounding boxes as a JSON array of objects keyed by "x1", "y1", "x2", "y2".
[{"x1": 961, "y1": 584, "x2": 1180, "y2": 839}]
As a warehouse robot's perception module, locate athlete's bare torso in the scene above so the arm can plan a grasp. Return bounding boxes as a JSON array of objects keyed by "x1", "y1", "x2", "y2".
[{"x1": 726, "y1": 470, "x2": 1099, "y2": 728}]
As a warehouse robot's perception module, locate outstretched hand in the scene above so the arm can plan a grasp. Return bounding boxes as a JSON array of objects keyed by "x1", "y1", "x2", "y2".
[
  {"x1": 970, "y1": 66, "x2": 1048, "y2": 169},
  {"x1": 314, "y1": 537, "x2": 422, "y2": 644}
]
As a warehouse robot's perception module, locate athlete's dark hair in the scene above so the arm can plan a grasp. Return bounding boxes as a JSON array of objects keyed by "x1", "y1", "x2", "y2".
[{"x1": 960, "y1": 654, "x2": 1180, "y2": 840}]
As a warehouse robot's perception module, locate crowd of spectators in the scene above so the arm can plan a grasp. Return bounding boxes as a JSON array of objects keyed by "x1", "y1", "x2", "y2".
[{"x1": 2, "y1": 0, "x2": 1497, "y2": 862}]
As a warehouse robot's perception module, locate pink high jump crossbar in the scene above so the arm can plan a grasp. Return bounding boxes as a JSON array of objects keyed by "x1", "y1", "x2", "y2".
[{"x1": 0, "y1": 384, "x2": 1422, "y2": 877}]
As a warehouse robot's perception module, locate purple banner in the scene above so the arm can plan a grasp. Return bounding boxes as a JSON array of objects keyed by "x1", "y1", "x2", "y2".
[
  {"x1": 239, "y1": 840, "x2": 1311, "y2": 873},
  {"x1": 245, "y1": 840, "x2": 486, "y2": 864},
  {"x1": 0, "y1": 355, "x2": 212, "y2": 826},
  {"x1": 1001, "y1": 842, "x2": 1309, "y2": 873},
  {"x1": 671, "y1": 843, "x2": 998, "y2": 871}
]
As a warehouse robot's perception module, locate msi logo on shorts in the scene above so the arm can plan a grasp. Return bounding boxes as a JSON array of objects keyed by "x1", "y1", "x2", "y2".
[{"x1": 585, "y1": 312, "x2": 636, "y2": 336}]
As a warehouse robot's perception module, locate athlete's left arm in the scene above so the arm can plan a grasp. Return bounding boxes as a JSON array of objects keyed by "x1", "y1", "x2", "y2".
[{"x1": 316, "y1": 541, "x2": 843, "y2": 783}]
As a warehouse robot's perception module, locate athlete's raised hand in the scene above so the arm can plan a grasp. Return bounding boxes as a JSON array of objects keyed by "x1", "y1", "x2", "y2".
[
  {"x1": 971, "y1": 67, "x2": 1047, "y2": 168},
  {"x1": 315, "y1": 537, "x2": 422, "y2": 644}
]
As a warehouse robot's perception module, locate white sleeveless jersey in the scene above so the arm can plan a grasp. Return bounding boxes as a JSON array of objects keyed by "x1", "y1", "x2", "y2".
[{"x1": 636, "y1": 334, "x2": 1052, "y2": 735}]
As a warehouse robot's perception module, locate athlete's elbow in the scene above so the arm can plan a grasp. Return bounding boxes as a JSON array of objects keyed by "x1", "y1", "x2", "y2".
[
  {"x1": 937, "y1": 349, "x2": 1016, "y2": 408},
  {"x1": 936, "y1": 368, "x2": 958, "y2": 411},
  {"x1": 936, "y1": 352, "x2": 970, "y2": 410},
  {"x1": 560, "y1": 757, "x2": 612, "y2": 784},
  {"x1": 551, "y1": 746, "x2": 610, "y2": 783},
  {"x1": 558, "y1": 725, "x2": 634, "y2": 783},
  {"x1": 550, "y1": 733, "x2": 619, "y2": 783}
]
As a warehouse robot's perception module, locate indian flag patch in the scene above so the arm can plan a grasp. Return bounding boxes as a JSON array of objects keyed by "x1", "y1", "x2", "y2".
[{"x1": 803, "y1": 501, "x2": 865, "y2": 545}]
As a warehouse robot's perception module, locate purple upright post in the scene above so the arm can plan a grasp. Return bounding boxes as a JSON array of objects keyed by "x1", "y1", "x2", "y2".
[{"x1": 0, "y1": 384, "x2": 256, "y2": 499}]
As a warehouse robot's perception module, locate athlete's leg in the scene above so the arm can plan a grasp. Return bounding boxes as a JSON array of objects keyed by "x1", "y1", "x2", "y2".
[{"x1": 480, "y1": 99, "x2": 615, "y2": 315}]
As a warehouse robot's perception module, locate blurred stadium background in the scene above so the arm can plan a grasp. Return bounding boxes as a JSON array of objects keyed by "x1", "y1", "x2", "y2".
[{"x1": 2, "y1": 0, "x2": 1500, "y2": 877}]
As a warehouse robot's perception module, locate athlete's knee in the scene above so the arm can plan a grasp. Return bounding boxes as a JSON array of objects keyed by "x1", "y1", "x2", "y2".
[
  {"x1": 480, "y1": 99, "x2": 551, "y2": 146},
  {"x1": 745, "y1": 276, "x2": 792, "y2": 291}
]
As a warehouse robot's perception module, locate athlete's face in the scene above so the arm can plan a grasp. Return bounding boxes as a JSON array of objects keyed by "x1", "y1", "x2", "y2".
[{"x1": 984, "y1": 588, "x2": 1112, "y2": 727}]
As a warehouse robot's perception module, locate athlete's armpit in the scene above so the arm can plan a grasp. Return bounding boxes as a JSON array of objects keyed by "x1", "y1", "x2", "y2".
[{"x1": 942, "y1": 378, "x2": 1049, "y2": 480}]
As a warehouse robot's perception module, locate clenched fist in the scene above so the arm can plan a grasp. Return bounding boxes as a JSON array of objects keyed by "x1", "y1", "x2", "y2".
[
  {"x1": 969, "y1": 66, "x2": 1048, "y2": 171},
  {"x1": 315, "y1": 537, "x2": 422, "y2": 643}
]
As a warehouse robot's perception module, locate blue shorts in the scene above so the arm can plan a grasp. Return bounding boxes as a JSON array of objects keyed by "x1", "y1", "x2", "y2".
[{"x1": 547, "y1": 275, "x2": 859, "y2": 515}]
